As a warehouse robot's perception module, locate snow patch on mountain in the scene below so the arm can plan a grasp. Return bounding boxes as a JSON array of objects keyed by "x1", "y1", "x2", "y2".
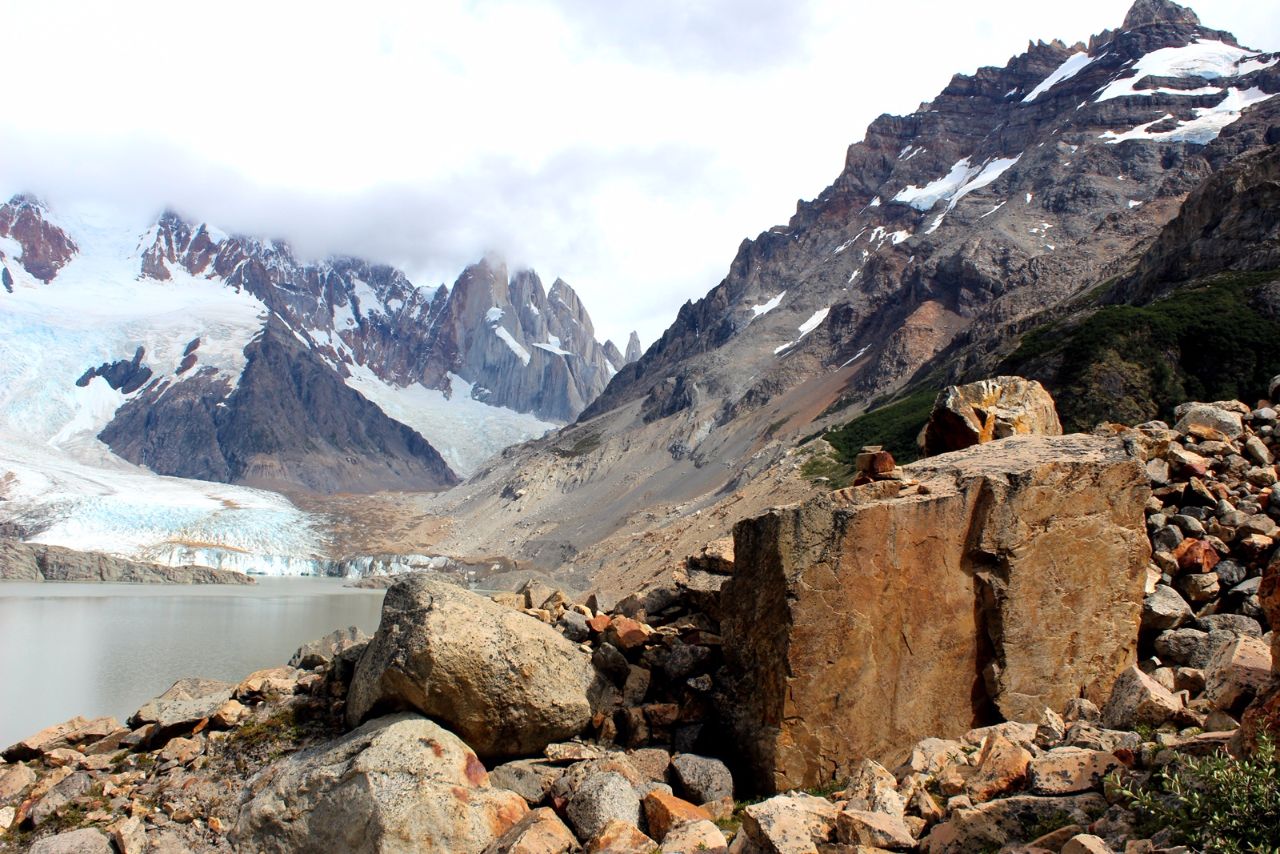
[
  {"x1": 1024, "y1": 51, "x2": 1097, "y2": 102},
  {"x1": 1096, "y1": 39, "x2": 1264, "y2": 101},
  {"x1": 343, "y1": 366, "x2": 554, "y2": 477},
  {"x1": 1100, "y1": 87, "x2": 1277, "y2": 144}
]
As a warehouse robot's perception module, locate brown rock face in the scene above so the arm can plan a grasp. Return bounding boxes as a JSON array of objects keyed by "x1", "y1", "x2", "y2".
[
  {"x1": 721, "y1": 434, "x2": 1149, "y2": 792},
  {"x1": 921, "y1": 376, "x2": 1063, "y2": 457},
  {"x1": 0, "y1": 195, "x2": 77, "y2": 282}
]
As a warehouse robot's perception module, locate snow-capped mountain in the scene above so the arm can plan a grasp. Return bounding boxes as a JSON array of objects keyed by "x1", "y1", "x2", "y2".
[
  {"x1": 430, "y1": 0, "x2": 1280, "y2": 589},
  {"x1": 0, "y1": 197, "x2": 636, "y2": 571}
]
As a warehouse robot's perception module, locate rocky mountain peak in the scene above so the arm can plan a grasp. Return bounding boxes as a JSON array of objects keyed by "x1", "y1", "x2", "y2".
[
  {"x1": 0, "y1": 194, "x2": 78, "y2": 283},
  {"x1": 1122, "y1": 0, "x2": 1200, "y2": 31},
  {"x1": 625, "y1": 331, "x2": 643, "y2": 364}
]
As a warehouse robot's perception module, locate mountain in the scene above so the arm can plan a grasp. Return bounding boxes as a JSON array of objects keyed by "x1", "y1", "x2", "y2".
[
  {"x1": 426, "y1": 0, "x2": 1280, "y2": 594},
  {"x1": 0, "y1": 198, "x2": 637, "y2": 569}
]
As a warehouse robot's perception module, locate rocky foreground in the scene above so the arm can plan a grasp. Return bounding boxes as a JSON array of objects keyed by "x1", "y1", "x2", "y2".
[{"x1": 1, "y1": 392, "x2": 1278, "y2": 853}]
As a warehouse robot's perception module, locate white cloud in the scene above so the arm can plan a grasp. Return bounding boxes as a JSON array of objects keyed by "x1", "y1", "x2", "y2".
[{"x1": 0, "y1": 0, "x2": 1275, "y2": 347}]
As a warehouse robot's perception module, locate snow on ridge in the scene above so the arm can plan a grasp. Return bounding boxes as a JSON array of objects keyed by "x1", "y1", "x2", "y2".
[
  {"x1": 350, "y1": 277, "x2": 382, "y2": 317},
  {"x1": 1096, "y1": 39, "x2": 1262, "y2": 102},
  {"x1": 901, "y1": 155, "x2": 1021, "y2": 234},
  {"x1": 533, "y1": 341, "x2": 573, "y2": 357},
  {"x1": 1023, "y1": 51, "x2": 1097, "y2": 103},
  {"x1": 493, "y1": 325, "x2": 531, "y2": 365},
  {"x1": 798, "y1": 307, "x2": 830, "y2": 336},
  {"x1": 485, "y1": 306, "x2": 504, "y2": 323},
  {"x1": 1100, "y1": 88, "x2": 1277, "y2": 145},
  {"x1": 751, "y1": 291, "x2": 786, "y2": 316}
]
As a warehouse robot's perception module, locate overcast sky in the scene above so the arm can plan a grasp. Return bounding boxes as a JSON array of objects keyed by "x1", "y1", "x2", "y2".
[{"x1": 1, "y1": 0, "x2": 1276, "y2": 347}]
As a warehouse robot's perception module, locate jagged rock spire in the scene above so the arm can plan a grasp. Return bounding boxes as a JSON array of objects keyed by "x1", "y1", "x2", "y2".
[{"x1": 1122, "y1": 0, "x2": 1200, "y2": 30}]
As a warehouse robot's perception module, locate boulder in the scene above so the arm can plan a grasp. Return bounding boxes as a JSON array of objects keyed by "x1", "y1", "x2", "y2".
[
  {"x1": 722, "y1": 435, "x2": 1149, "y2": 791},
  {"x1": 642, "y1": 790, "x2": 712, "y2": 842},
  {"x1": 347, "y1": 575, "x2": 599, "y2": 758},
  {"x1": 490, "y1": 759, "x2": 565, "y2": 805},
  {"x1": 670, "y1": 753, "x2": 734, "y2": 803},
  {"x1": 1203, "y1": 635, "x2": 1273, "y2": 713},
  {"x1": 738, "y1": 792, "x2": 839, "y2": 853},
  {"x1": 565, "y1": 771, "x2": 642, "y2": 842},
  {"x1": 1142, "y1": 585, "x2": 1191, "y2": 632},
  {"x1": 128, "y1": 678, "x2": 235, "y2": 744},
  {"x1": 481, "y1": 807, "x2": 578, "y2": 854},
  {"x1": 659, "y1": 819, "x2": 727, "y2": 853},
  {"x1": 289, "y1": 625, "x2": 369, "y2": 669},
  {"x1": 835, "y1": 808, "x2": 916, "y2": 849},
  {"x1": 966, "y1": 734, "x2": 1031, "y2": 802},
  {"x1": 922, "y1": 793, "x2": 1107, "y2": 854},
  {"x1": 1173, "y1": 403, "x2": 1243, "y2": 440},
  {"x1": 1062, "y1": 834, "x2": 1114, "y2": 854},
  {"x1": 27, "y1": 829, "x2": 113, "y2": 854},
  {"x1": 1027, "y1": 748, "x2": 1124, "y2": 795},
  {"x1": 585, "y1": 820, "x2": 655, "y2": 854},
  {"x1": 234, "y1": 713, "x2": 527, "y2": 853},
  {"x1": 1102, "y1": 666, "x2": 1183, "y2": 730},
  {"x1": 920, "y1": 376, "x2": 1062, "y2": 457},
  {"x1": 0, "y1": 762, "x2": 36, "y2": 801},
  {"x1": 843, "y1": 758, "x2": 905, "y2": 818}
]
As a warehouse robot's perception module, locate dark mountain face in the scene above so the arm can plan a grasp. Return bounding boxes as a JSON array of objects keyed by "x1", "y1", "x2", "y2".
[
  {"x1": 584, "y1": 0, "x2": 1278, "y2": 428},
  {"x1": 100, "y1": 323, "x2": 460, "y2": 494}
]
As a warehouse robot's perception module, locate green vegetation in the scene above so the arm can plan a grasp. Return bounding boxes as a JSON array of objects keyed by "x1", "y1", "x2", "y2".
[
  {"x1": 1004, "y1": 272, "x2": 1280, "y2": 432},
  {"x1": 822, "y1": 387, "x2": 938, "y2": 467},
  {"x1": 1111, "y1": 733, "x2": 1280, "y2": 854},
  {"x1": 551, "y1": 431, "x2": 603, "y2": 458}
]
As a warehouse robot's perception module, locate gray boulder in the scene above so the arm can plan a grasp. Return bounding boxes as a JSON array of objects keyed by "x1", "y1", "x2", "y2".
[
  {"x1": 564, "y1": 771, "x2": 641, "y2": 841},
  {"x1": 671, "y1": 753, "x2": 734, "y2": 803},
  {"x1": 346, "y1": 575, "x2": 598, "y2": 758},
  {"x1": 289, "y1": 625, "x2": 369, "y2": 669},
  {"x1": 27, "y1": 829, "x2": 113, "y2": 854},
  {"x1": 235, "y1": 713, "x2": 528, "y2": 854}
]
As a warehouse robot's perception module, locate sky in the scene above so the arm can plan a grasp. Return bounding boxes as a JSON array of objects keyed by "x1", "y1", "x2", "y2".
[{"x1": 1, "y1": 0, "x2": 1277, "y2": 348}]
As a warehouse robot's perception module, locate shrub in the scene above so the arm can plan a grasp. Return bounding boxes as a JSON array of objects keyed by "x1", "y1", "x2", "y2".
[{"x1": 1112, "y1": 733, "x2": 1280, "y2": 854}]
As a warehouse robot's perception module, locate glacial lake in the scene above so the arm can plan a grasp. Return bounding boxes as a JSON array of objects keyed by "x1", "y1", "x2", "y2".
[{"x1": 0, "y1": 578, "x2": 386, "y2": 747}]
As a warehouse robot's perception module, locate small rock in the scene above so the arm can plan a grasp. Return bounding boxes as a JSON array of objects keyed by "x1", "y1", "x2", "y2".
[
  {"x1": 0, "y1": 805, "x2": 14, "y2": 830},
  {"x1": 289, "y1": 625, "x2": 369, "y2": 669},
  {"x1": 1174, "y1": 404, "x2": 1243, "y2": 440},
  {"x1": 843, "y1": 758, "x2": 905, "y2": 818},
  {"x1": 490, "y1": 759, "x2": 565, "y2": 805},
  {"x1": 1245, "y1": 436, "x2": 1274, "y2": 466},
  {"x1": 558, "y1": 611, "x2": 591, "y2": 643},
  {"x1": 211, "y1": 699, "x2": 249, "y2": 728}
]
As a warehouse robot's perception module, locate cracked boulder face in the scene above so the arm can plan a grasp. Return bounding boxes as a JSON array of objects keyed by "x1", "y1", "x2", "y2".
[
  {"x1": 720, "y1": 434, "x2": 1150, "y2": 792},
  {"x1": 921, "y1": 376, "x2": 1063, "y2": 457}
]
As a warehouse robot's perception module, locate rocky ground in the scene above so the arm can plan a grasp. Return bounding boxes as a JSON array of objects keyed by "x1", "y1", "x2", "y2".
[{"x1": 1, "y1": 391, "x2": 1278, "y2": 853}]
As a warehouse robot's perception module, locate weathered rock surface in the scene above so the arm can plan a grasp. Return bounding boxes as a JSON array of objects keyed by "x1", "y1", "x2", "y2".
[
  {"x1": 722, "y1": 434, "x2": 1149, "y2": 791},
  {"x1": 481, "y1": 806, "x2": 578, "y2": 854},
  {"x1": 128, "y1": 678, "x2": 235, "y2": 744},
  {"x1": 347, "y1": 574, "x2": 598, "y2": 758},
  {"x1": 289, "y1": 625, "x2": 369, "y2": 669},
  {"x1": 235, "y1": 713, "x2": 527, "y2": 853},
  {"x1": 920, "y1": 376, "x2": 1063, "y2": 457},
  {"x1": 26, "y1": 828, "x2": 113, "y2": 854}
]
